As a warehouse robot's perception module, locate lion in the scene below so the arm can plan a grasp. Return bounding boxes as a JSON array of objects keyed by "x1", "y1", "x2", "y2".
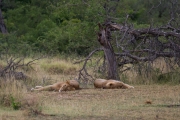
[
  {"x1": 66, "y1": 79, "x2": 80, "y2": 90},
  {"x1": 94, "y1": 79, "x2": 134, "y2": 89},
  {"x1": 31, "y1": 80, "x2": 80, "y2": 92},
  {"x1": 94, "y1": 79, "x2": 107, "y2": 88}
]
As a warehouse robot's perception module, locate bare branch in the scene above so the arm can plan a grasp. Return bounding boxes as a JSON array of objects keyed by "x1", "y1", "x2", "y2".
[
  {"x1": 0, "y1": 56, "x2": 44, "y2": 80},
  {"x1": 74, "y1": 48, "x2": 103, "y2": 64},
  {"x1": 74, "y1": 48, "x2": 103, "y2": 83}
]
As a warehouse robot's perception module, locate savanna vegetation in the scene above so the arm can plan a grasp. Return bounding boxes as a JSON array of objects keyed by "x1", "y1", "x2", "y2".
[{"x1": 0, "y1": 0, "x2": 180, "y2": 120}]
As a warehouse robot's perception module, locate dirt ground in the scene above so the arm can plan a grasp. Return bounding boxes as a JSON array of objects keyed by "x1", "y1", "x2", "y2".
[{"x1": 1, "y1": 85, "x2": 180, "y2": 120}]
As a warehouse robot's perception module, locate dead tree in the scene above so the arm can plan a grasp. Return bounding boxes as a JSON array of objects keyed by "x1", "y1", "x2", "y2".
[
  {"x1": 76, "y1": 0, "x2": 180, "y2": 83},
  {"x1": 0, "y1": 56, "x2": 43, "y2": 80},
  {"x1": 97, "y1": 23, "x2": 119, "y2": 80}
]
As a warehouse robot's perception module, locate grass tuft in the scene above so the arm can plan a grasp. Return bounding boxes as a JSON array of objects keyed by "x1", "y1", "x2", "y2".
[
  {"x1": 0, "y1": 79, "x2": 26, "y2": 108},
  {"x1": 40, "y1": 58, "x2": 79, "y2": 75}
]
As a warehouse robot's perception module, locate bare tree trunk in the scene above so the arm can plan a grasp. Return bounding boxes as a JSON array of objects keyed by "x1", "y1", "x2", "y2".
[
  {"x1": 98, "y1": 24, "x2": 119, "y2": 80},
  {"x1": 103, "y1": 46, "x2": 118, "y2": 80},
  {"x1": 0, "y1": 0, "x2": 8, "y2": 34}
]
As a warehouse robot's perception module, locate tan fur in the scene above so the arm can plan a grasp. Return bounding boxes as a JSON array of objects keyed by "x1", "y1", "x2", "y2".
[
  {"x1": 31, "y1": 80, "x2": 79, "y2": 92},
  {"x1": 94, "y1": 79, "x2": 134, "y2": 89},
  {"x1": 66, "y1": 80, "x2": 80, "y2": 90},
  {"x1": 65, "y1": 86, "x2": 76, "y2": 91},
  {"x1": 94, "y1": 79, "x2": 107, "y2": 88},
  {"x1": 34, "y1": 86, "x2": 43, "y2": 89}
]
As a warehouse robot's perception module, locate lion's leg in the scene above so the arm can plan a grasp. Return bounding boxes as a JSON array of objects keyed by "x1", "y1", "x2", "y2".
[
  {"x1": 59, "y1": 84, "x2": 67, "y2": 92},
  {"x1": 32, "y1": 85, "x2": 54, "y2": 91},
  {"x1": 66, "y1": 86, "x2": 76, "y2": 91},
  {"x1": 35, "y1": 86, "x2": 43, "y2": 89},
  {"x1": 31, "y1": 88, "x2": 35, "y2": 91},
  {"x1": 31, "y1": 86, "x2": 43, "y2": 91},
  {"x1": 121, "y1": 83, "x2": 134, "y2": 89}
]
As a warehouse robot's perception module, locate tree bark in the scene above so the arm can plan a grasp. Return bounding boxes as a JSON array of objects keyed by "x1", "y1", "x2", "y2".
[
  {"x1": 98, "y1": 24, "x2": 119, "y2": 80},
  {"x1": 0, "y1": 0, "x2": 8, "y2": 34}
]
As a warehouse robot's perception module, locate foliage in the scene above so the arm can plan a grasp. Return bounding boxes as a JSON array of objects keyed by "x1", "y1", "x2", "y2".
[
  {"x1": 10, "y1": 95, "x2": 21, "y2": 110},
  {"x1": 1, "y1": 0, "x2": 172, "y2": 55},
  {"x1": 1, "y1": 0, "x2": 105, "y2": 55},
  {"x1": 1, "y1": 0, "x2": 179, "y2": 83},
  {"x1": 157, "y1": 72, "x2": 180, "y2": 84},
  {"x1": 0, "y1": 34, "x2": 32, "y2": 56}
]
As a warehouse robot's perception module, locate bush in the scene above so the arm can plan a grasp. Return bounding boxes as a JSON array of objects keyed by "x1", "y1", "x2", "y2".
[
  {"x1": 157, "y1": 72, "x2": 180, "y2": 84},
  {"x1": 10, "y1": 96, "x2": 21, "y2": 110}
]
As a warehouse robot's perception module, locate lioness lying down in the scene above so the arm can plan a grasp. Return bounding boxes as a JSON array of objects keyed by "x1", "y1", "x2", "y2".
[
  {"x1": 94, "y1": 79, "x2": 134, "y2": 89},
  {"x1": 31, "y1": 80, "x2": 80, "y2": 92}
]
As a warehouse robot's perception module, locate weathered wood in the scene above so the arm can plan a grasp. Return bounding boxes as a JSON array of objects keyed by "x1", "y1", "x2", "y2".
[
  {"x1": 0, "y1": 0, "x2": 8, "y2": 34},
  {"x1": 98, "y1": 23, "x2": 119, "y2": 80}
]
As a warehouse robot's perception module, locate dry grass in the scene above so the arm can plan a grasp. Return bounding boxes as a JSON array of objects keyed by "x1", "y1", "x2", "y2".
[
  {"x1": 42, "y1": 85, "x2": 180, "y2": 120},
  {"x1": 1, "y1": 85, "x2": 180, "y2": 120},
  {"x1": 0, "y1": 80, "x2": 27, "y2": 107},
  {"x1": 40, "y1": 58, "x2": 80, "y2": 75},
  {"x1": 0, "y1": 57, "x2": 180, "y2": 120},
  {"x1": 17, "y1": 57, "x2": 81, "y2": 89},
  {"x1": 120, "y1": 58, "x2": 180, "y2": 84}
]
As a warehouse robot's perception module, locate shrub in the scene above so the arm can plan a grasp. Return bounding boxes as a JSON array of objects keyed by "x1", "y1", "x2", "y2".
[
  {"x1": 157, "y1": 72, "x2": 180, "y2": 84},
  {"x1": 10, "y1": 96, "x2": 21, "y2": 110},
  {"x1": 0, "y1": 79, "x2": 26, "y2": 109}
]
